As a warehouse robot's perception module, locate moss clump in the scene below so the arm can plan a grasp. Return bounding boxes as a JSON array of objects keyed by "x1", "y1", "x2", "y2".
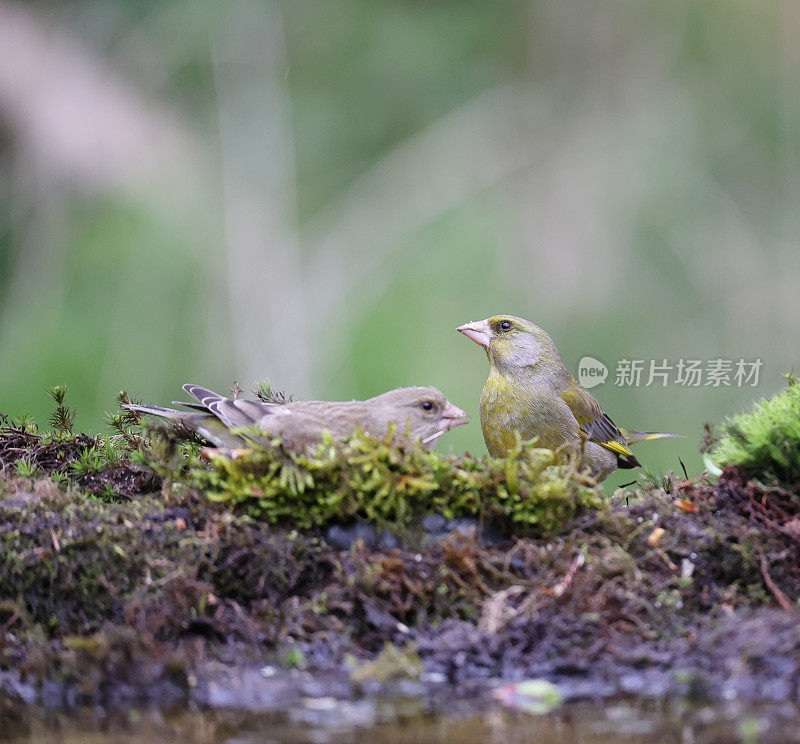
[
  {"x1": 350, "y1": 642, "x2": 423, "y2": 683},
  {"x1": 0, "y1": 389, "x2": 158, "y2": 499},
  {"x1": 712, "y1": 381, "x2": 800, "y2": 490},
  {"x1": 187, "y1": 432, "x2": 603, "y2": 536}
]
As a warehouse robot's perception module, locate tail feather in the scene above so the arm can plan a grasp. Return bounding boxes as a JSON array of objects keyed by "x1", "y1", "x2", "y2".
[
  {"x1": 616, "y1": 453, "x2": 641, "y2": 469},
  {"x1": 621, "y1": 428, "x2": 683, "y2": 444},
  {"x1": 123, "y1": 402, "x2": 246, "y2": 449},
  {"x1": 171, "y1": 400, "x2": 210, "y2": 412},
  {"x1": 123, "y1": 403, "x2": 192, "y2": 422}
]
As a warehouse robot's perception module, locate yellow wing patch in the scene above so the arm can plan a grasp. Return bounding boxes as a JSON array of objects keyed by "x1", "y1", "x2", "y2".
[
  {"x1": 593, "y1": 437, "x2": 634, "y2": 458},
  {"x1": 560, "y1": 388, "x2": 635, "y2": 458}
]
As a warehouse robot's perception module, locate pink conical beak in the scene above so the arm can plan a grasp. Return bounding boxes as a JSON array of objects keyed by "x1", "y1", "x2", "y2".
[
  {"x1": 442, "y1": 402, "x2": 470, "y2": 430},
  {"x1": 456, "y1": 319, "x2": 491, "y2": 348}
]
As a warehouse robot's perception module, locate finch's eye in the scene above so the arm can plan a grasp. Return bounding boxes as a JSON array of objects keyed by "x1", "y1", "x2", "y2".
[
  {"x1": 500, "y1": 320, "x2": 512, "y2": 331},
  {"x1": 421, "y1": 400, "x2": 434, "y2": 411}
]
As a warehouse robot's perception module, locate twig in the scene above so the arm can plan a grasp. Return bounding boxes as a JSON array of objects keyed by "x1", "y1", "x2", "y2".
[
  {"x1": 759, "y1": 553, "x2": 792, "y2": 611},
  {"x1": 552, "y1": 553, "x2": 585, "y2": 597}
]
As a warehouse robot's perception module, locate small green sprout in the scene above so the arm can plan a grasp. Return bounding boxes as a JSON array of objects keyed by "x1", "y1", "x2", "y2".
[
  {"x1": 71, "y1": 446, "x2": 106, "y2": 476},
  {"x1": 14, "y1": 456, "x2": 39, "y2": 478},
  {"x1": 12, "y1": 413, "x2": 37, "y2": 434},
  {"x1": 97, "y1": 483, "x2": 121, "y2": 501},
  {"x1": 253, "y1": 379, "x2": 293, "y2": 404},
  {"x1": 47, "y1": 385, "x2": 75, "y2": 436}
]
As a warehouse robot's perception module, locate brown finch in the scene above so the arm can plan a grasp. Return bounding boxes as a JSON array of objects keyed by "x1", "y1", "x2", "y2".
[{"x1": 125, "y1": 384, "x2": 469, "y2": 451}]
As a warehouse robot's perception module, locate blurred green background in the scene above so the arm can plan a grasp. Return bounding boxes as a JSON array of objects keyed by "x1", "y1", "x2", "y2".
[{"x1": 1, "y1": 0, "x2": 798, "y2": 489}]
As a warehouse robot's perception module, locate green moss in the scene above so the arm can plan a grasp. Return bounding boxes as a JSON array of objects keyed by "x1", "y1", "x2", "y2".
[
  {"x1": 0, "y1": 387, "x2": 141, "y2": 500},
  {"x1": 3, "y1": 387, "x2": 800, "y2": 698},
  {"x1": 712, "y1": 381, "x2": 800, "y2": 489},
  {"x1": 187, "y1": 431, "x2": 604, "y2": 536},
  {"x1": 350, "y1": 642, "x2": 423, "y2": 683}
]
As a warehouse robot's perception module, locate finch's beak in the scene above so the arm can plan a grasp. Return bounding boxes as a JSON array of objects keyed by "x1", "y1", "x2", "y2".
[
  {"x1": 456, "y1": 319, "x2": 492, "y2": 348},
  {"x1": 442, "y1": 402, "x2": 470, "y2": 430}
]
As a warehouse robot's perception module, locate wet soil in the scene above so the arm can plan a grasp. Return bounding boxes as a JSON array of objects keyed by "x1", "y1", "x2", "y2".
[{"x1": 1, "y1": 417, "x2": 799, "y2": 717}]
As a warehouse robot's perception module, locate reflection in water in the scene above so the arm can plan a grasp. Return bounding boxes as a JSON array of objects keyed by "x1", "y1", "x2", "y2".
[{"x1": 2, "y1": 700, "x2": 797, "y2": 744}]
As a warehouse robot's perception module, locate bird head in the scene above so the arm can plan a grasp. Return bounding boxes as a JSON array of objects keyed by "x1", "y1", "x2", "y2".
[
  {"x1": 369, "y1": 386, "x2": 469, "y2": 448},
  {"x1": 456, "y1": 315, "x2": 561, "y2": 373}
]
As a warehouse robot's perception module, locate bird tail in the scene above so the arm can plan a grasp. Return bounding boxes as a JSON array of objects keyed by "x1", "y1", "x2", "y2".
[
  {"x1": 620, "y1": 428, "x2": 683, "y2": 444},
  {"x1": 122, "y1": 403, "x2": 246, "y2": 449},
  {"x1": 122, "y1": 403, "x2": 193, "y2": 423}
]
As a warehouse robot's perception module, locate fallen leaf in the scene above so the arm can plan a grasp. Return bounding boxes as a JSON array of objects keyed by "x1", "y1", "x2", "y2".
[{"x1": 646, "y1": 527, "x2": 666, "y2": 547}]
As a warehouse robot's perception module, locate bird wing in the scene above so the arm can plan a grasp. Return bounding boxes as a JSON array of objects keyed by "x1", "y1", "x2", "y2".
[
  {"x1": 559, "y1": 386, "x2": 637, "y2": 461},
  {"x1": 182, "y1": 384, "x2": 225, "y2": 408},
  {"x1": 181, "y1": 383, "x2": 284, "y2": 429}
]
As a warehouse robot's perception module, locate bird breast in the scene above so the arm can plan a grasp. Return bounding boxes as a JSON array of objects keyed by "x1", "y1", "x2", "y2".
[{"x1": 480, "y1": 373, "x2": 577, "y2": 451}]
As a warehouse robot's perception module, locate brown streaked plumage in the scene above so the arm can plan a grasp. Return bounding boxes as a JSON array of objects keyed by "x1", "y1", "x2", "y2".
[{"x1": 124, "y1": 384, "x2": 469, "y2": 452}]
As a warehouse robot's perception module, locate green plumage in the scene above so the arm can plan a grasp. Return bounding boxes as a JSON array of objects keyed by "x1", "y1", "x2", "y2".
[{"x1": 458, "y1": 315, "x2": 678, "y2": 481}]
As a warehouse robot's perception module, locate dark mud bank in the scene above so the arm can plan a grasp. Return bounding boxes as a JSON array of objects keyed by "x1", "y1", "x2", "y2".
[{"x1": 1, "y1": 451, "x2": 799, "y2": 712}]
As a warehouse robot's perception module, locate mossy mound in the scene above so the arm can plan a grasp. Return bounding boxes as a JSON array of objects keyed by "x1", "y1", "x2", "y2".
[
  {"x1": 186, "y1": 433, "x2": 604, "y2": 536},
  {"x1": 3, "y1": 463, "x2": 799, "y2": 706},
  {"x1": 2, "y1": 388, "x2": 800, "y2": 709},
  {"x1": 712, "y1": 380, "x2": 800, "y2": 490},
  {"x1": 0, "y1": 480, "x2": 330, "y2": 643}
]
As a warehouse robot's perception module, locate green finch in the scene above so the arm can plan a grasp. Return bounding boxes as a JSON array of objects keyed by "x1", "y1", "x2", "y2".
[
  {"x1": 125, "y1": 384, "x2": 469, "y2": 452},
  {"x1": 457, "y1": 315, "x2": 677, "y2": 480}
]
